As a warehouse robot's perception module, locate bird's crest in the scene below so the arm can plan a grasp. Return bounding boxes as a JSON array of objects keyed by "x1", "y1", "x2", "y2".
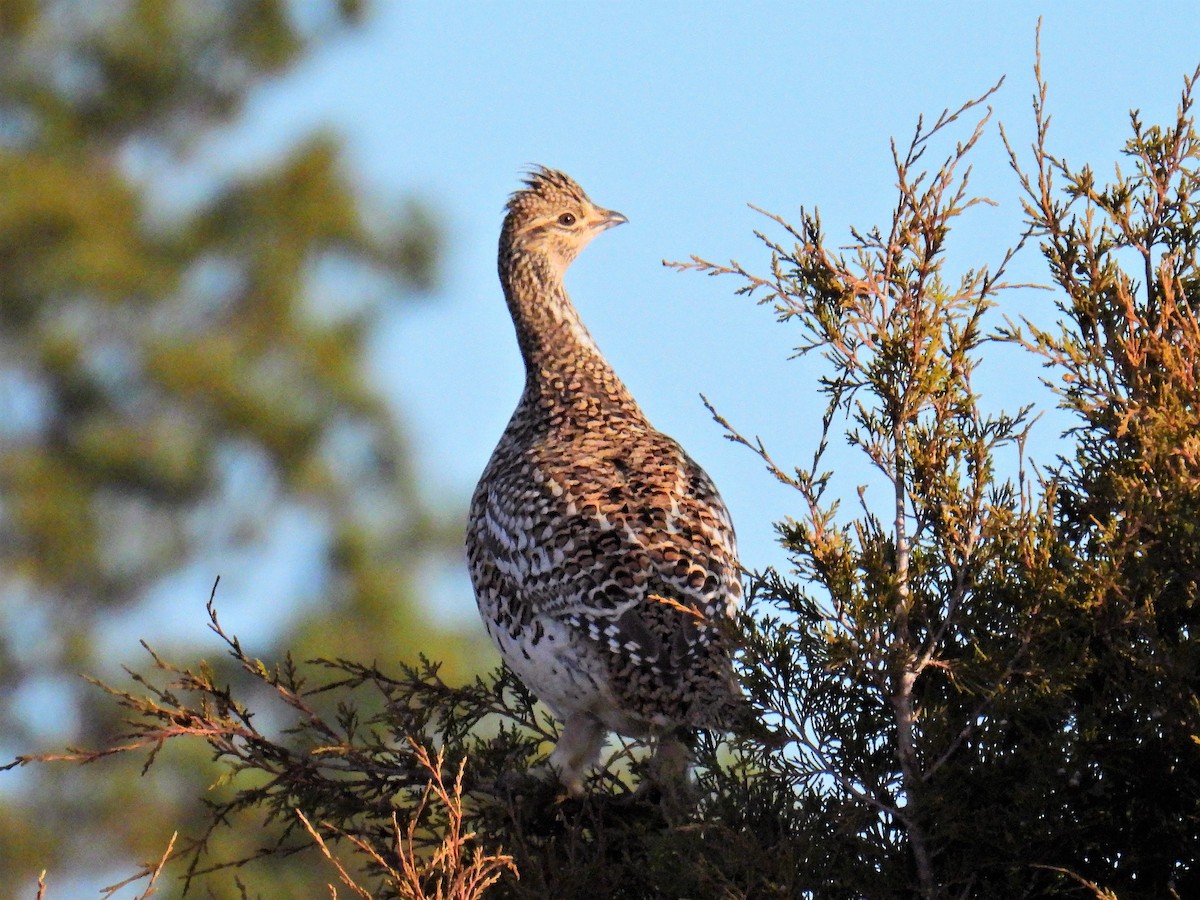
[{"x1": 505, "y1": 165, "x2": 590, "y2": 216}]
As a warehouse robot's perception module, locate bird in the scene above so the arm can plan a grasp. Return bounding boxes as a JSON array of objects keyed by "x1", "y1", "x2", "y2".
[{"x1": 466, "y1": 166, "x2": 749, "y2": 797}]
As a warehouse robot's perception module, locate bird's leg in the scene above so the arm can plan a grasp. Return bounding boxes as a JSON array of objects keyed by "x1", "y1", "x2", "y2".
[
  {"x1": 548, "y1": 712, "x2": 606, "y2": 796},
  {"x1": 648, "y1": 730, "x2": 691, "y2": 784},
  {"x1": 638, "y1": 728, "x2": 698, "y2": 812}
]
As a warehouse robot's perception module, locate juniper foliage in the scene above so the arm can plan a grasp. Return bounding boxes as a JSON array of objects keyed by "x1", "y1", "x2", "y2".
[{"x1": 10, "y1": 47, "x2": 1200, "y2": 900}]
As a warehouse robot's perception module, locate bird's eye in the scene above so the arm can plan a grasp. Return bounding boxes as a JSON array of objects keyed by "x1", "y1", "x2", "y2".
[{"x1": 558, "y1": 212, "x2": 576, "y2": 226}]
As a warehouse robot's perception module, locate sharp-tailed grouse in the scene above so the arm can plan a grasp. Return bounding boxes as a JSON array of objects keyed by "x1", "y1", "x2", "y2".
[{"x1": 466, "y1": 167, "x2": 747, "y2": 796}]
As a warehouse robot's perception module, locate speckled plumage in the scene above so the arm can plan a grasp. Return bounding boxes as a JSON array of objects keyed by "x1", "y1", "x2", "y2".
[{"x1": 466, "y1": 167, "x2": 747, "y2": 794}]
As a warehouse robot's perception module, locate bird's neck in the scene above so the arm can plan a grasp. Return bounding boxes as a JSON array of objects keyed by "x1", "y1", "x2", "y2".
[{"x1": 499, "y1": 247, "x2": 638, "y2": 410}]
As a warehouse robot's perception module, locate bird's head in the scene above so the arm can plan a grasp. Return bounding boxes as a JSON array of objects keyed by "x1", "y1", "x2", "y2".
[{"x1": 501, "y1": 166, "x2": 627, "y2": 272}]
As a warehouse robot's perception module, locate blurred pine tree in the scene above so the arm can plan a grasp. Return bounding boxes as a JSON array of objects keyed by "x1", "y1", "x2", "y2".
[{"x1": 0, "y1": 2, "x2": 479, "y2": 895}]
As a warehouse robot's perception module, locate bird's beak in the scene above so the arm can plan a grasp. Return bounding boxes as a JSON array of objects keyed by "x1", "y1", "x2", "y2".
[{"x1": 596, "y1": 208, "x2": 628, "y2": 231}]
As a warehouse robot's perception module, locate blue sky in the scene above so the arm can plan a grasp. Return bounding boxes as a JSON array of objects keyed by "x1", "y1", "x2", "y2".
[
  {"x1": 171, "y1": 2, "x2": 1200, "y2": 629},
  {"x1": 20, "y1": 4, "x2": 1200, "y2": 893}
]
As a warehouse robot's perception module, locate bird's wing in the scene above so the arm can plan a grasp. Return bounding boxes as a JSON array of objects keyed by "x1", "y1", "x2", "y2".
[{"x1": 474, "y1": 432, "x2": 741, "y2": 670}]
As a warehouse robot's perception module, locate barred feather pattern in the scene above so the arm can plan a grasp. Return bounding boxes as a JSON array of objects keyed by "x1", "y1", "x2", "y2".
[{"x1": 466, "y1": 168, "x2": 747, "y2": 787}]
